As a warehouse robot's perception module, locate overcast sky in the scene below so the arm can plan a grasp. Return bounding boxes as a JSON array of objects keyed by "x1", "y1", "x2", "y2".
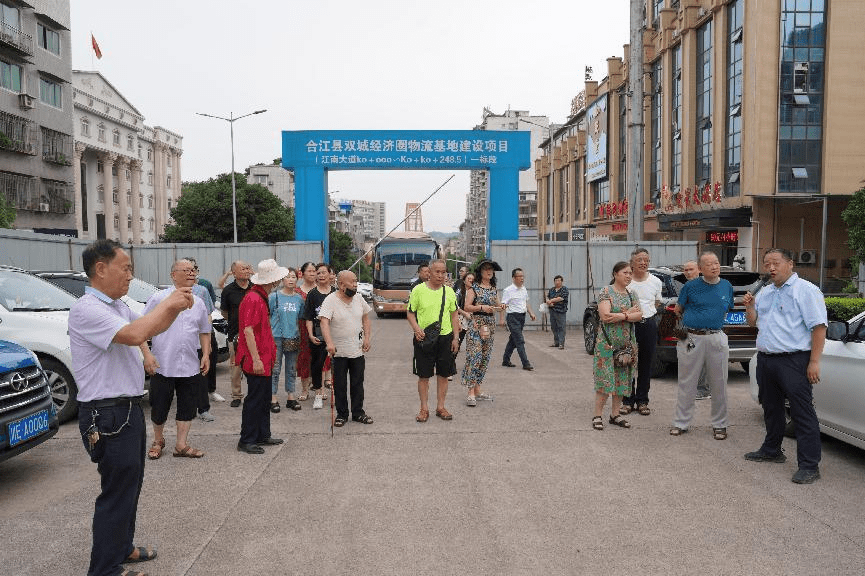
[{"x1": 71, "y1": 0, "x2": 629, "y2": 234}]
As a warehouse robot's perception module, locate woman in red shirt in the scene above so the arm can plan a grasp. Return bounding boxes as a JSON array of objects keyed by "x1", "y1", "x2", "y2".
[{"x1": 236, "y1": 259, "x2": 289, "y2": 454}]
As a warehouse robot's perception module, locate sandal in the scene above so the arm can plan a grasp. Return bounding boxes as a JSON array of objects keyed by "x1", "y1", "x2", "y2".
[
  {"x1": 713, "y1": 427, "x2": 728, "y2": 440},
  {"x1": 619, "y1": 405, "x2": 633, "y2": 415},
  {"x1": 637, "y1": 404, "x2": 651, "y2": 416},
  {"x1": 173, "y1": 445, "x2": 204, "y2": 458},
  {"x1": 270, "y1": 402, "x2": 281, "y2": 413},
  {"x1": 608, "y1": 415, "x2": 631, "y2": 428},
  {"x1": 119, "y1": 570, "x2": 148, "y2": 576},
  {"x1": 416, "y1": 408, "x2": 429, "y2": 423},
  {"x1": 334, "y1": 417, "x2": 346, "y2": 427},
  {"x1": 435, "y1": 408, "x2": 453, "y2": 420},
  {"x1": 352, "y1": 414, "x2": 374, "y2": 424},
  {"x1": 592, "y1": 416, "x2": 604, "y2": 430},
  {"x1": 286, "y1": 399, "x2": 302, "y2": 411},
  {"x1": 147, "y1": 439, "x2": 165, "y2": 460},
  {"x1": 669, "y1": 427, "x2": 687, "y2": 436},
  {"x1": 126, "y1": 546, "x2": 157, "y2": 563},
  {"x1": 298, "y1": 393, "x2": 309, "y2": 401}
]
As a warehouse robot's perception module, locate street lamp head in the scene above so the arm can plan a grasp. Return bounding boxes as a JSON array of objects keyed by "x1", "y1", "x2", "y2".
[{"x1": 253, "y1": 109, "x2": 267, "y2": 114}]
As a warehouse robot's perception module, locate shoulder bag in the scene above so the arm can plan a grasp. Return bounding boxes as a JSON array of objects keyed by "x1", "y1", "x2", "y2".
[{"x1": 419, "y1": 288, "x2": 447, "y2": 353}]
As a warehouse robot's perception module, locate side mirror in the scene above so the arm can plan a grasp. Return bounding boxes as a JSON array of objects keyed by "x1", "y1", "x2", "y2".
[{"x1": 826, "y1": 320, "x2": 848, "y2": 342}]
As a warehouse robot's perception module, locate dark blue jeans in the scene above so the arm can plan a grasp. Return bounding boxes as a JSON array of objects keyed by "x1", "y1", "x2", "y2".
[
  {"x1": 756, "y1": 351, "x2": 821, "y2": 470},
  {"x1": 78, "y1": 401, "x2": 146, "y2": 576},
  {"x1": 549, "y1": 309, "x2": 566, "y2": 346},
  {"x1": 503, "y1": 312, "x2": 531, "y2": 367}
]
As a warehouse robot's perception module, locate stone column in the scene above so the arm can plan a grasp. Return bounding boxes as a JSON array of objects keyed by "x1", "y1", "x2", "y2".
[
  {"x1": 130, "y1": 159, "x2": 142, "y2": 244},
  {"x1": 153, "y1": 141, "x2": 165, "y2": 236},
  {"x1": 116, "y1": 157, "x2": 130, "y2": 243},
  {"x1": 101, "y1": 152, "x2": 117, "y2": 240},
  {"x1": 73, "y1": 143, "x2": 86, "y2": 237},
  {"x1": 174, "y1": 150, "x2": 182, "y2": 198}
]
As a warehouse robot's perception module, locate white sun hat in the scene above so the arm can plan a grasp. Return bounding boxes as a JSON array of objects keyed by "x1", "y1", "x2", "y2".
[{"x1": 250, "y1": 259, "x2": 289, "y2": 285}]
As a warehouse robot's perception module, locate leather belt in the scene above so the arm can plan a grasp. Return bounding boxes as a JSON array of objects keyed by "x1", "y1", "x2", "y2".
[
  {"x1": 79, "y1": 395, "x2": 143, "y2": 409},
  {"x1": 686, "y1": 328, "x2": 722, "y2": 335},
  {"x1": 758, "y1": 350, "x2": 809, "y2": 357}
]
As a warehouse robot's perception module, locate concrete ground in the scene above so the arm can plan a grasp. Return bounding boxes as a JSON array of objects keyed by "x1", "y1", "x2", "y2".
[{"x1": 2, "y1": 315, "x2": 865, "y2": 575}]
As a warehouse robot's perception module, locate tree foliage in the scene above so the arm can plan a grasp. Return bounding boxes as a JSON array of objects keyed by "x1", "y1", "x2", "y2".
[
  {"x1": 329, "y1": 224, "x2": 355, "y2": 273},
  {"x1": 0, "y1": 193, "x2": 15, "y2": 229},
  {"x1": 161, "y1": 173, "x2": 294, "y2": 243},
  {"x1": 842, "y1": 186, "x2": 865, "y2": 265}
]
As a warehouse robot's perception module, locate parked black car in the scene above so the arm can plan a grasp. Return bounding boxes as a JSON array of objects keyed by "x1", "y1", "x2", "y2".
[{"x1": 582, "y1": 267, "x2": 763, "y2": 376}]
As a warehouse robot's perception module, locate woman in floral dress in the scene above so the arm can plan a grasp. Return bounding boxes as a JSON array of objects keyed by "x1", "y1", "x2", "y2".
[
  {"x1": 462, "y1": 260, "x2": 505, "y2": 406},
  {"x1": 592, "y1": 261, "x2": 642, "y2": 430}
]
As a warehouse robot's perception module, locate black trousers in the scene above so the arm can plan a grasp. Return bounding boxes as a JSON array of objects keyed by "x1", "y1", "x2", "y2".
[
  {"x1": 310, "y1": 342, "x2": 328, "y2": 390},
  {"x1": 78, "y1": 401, "x2": 146, "y2": 576},
  {"x1": 332, "y1": 355, "x2": 366, "y2": 420},
  {"x1": 239, "y1": 372, "x2": 272, "y2": 445},
  {"x1": 196, "y1": 338, "x2": 217, "y2": 414},
  {"x1": 756, "y1": 351, "x2": 821, "y2": 470},
  {"x1": 624, "y1": 317, "x2": 658, "y2": 407}
]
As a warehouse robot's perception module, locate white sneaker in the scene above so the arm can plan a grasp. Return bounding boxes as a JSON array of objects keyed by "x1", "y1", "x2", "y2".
[
  {"x1": 313, "y1": 395, "x2": 323, "y2": 410},
  {"x1": 209, "y1": 392, "x2": 226, "y2": 402},
  {"x1": 198, "y1": 411, "x2": 215, "y2": 422}
]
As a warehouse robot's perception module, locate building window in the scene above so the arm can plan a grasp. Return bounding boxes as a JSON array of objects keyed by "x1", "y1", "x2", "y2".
[
  {"x1": 148, "y1": 195, "x2": 153, "y2": 208},
  {"x1": 695, "y1": 20, "x2": 713, "y2": 188},
  {"x1": 126, "y1": 190, "x2": 131, "y2": 204},
  {"x1": 137, "y1": 143, "x2": 142, "y2": 158},
  {"x1": 41, "y1": 127, "x2": 72, "y2": 165},
  {"x1": 167, "y1": 197, "x2": 172, "y2": 210},
  {"x1": 112, "y1": 190, "x2": 118, "y2": 204},
  {"x1": 0, "y1": 2, "x2": 20, "y2": 30},
  {"x1": 146, "y1": 147, "x2": 152, "y2": 161},
  {"x1": 0, "y1": 109, "x2": 34, "y2": 153},
  {"x1": 166, "y1": 175, "x2": 171, "y2": 190},
  {"x1": 97, "y1": 123, "x2": 106, "y2": 142},
  {"x1": 96, "y1": 160, "x2": 103, "y2": 173},
  {"x1": 651, "y1": 59, "x2": 663, "y2": 204},
  {"x1": 96, "y1": 184, "x2": 104, "y2": 203},
  {"x1": 127, "y1": 215, "x2": 132, "y2": 229},
  {"x1": 139, "y1": 193, "x2": 144, "y2": 208},
  {"x1": 593, "y1": 179, "x2": 610, "y2": 210},
  {"x1": 618, "y1": 93, "x2": 627, "y2": 202},
  {"x1": 726, "y1": 0, "x2": 744, "y2": 198},
  {"x1": 39, "y1": 78, "x2": 62, "y2": 108},
  {"x1": 671, "y1": 44, "x2": 682, "y2": 194},
  {"x1": 545, "y1": 173, "x2": 552, "y2": 225},
  {"x1": 111, "y1": 164, "x2": 116, "y2": 176},
  {"x1": 256, "y1": 174, "x2": 268, "y2": 185},
  {"x1": 125, "y1": 169, "x2": 131, "y2": 180},
  {"x1": 37, "y1": 23, "x2": 61, "y2": 55},
  {"x1": 777, "y1": 0, "x2": 826, "y2": 194},
  {"x1": 0, "y1": 58, "x2": 22, "y2": 92},
  {"x1": 113, "y1": 214, "x2": 119, "y2": 230},
  {"x1": 80, "y1": 117, "x2": 90, "y2": 137},
  {"x1": 112, "y1": 129, "x2": 120, "y2": 146},
  {"x1": 558, "y1": 165, "x2": 567, "y2": 223},
  {"x1": 127, "y1": 135, "x2": 134, "y2": 151},
  {"x1": 147, "y1": 171, "x2": 153, "y2": 185},
  {"x1": 167, "y1": 155, "x2": 172, "y2": 167},
  {"x1": 652, "y1": 0, "x2": 661, "y2": 29},
  {"x1": 149, "y1": 218, "x2": 155, "y2": 231}
]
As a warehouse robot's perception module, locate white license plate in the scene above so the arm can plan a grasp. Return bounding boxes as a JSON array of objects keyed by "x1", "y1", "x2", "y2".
[{"x1": 7, "y1": 409, "x2": 50, "y2": 447}]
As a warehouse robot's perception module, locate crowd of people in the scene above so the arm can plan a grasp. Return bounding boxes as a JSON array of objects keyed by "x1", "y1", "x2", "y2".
[{"x1": 67, "y1": 239, "x2": 828, "y2": 575}]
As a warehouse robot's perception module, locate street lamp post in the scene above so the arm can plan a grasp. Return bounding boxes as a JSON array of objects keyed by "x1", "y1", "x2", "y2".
[{"x1": 196, "y1": 109, "x2": 267, "y2": 243}]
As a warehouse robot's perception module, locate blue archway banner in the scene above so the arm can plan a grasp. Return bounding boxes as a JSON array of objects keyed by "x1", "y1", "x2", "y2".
[{"x1": 282, "y1": 130, "x2": 530, "y2": 258}]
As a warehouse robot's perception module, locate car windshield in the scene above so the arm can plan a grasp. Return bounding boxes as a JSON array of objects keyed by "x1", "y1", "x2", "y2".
[
  {"x1": 374, "y1": 241, "x2": 438, "y2": 288},
  {"x1": 42, "y1": 275, "x2": 89, "y2": 297},
  {"x1": 0, "y1": 270, "x2": 78, "y2": 311},
  {"x1": 126, "y1": 277, "x2": 160, "y2": 304}
]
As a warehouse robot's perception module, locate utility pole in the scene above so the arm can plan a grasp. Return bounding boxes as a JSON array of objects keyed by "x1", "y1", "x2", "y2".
[{"x1": 627, "y1": 0, "x2": 645, "y2": 242}]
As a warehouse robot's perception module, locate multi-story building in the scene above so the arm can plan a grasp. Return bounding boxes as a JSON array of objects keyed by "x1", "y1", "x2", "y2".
[
  {"x1": 1, "y1": 0, "x2": 75, "y2": 235},
  {"x1": 464, "y1": 108, "x2": 548, "y2": 260},
  {"x1": 350, "y1": 198, "x2": 385, "y2": 239},
  {"x1": 247, "y1": 163, "x2": 295, "y2": 208},
  {"x1": 72, "y1": 71, "x2": 182, "y2": 243},
  {"x1": 537, "y1": 0, "x2": 863, "y2": 289}
]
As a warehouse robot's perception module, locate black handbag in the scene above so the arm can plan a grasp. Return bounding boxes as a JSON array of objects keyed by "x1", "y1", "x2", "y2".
[{"x1": 419, "y1": 288, "x2": 446, "y2": 353}]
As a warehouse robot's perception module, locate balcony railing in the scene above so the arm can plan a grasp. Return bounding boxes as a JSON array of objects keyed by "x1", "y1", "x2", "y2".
[
  {"x1": 41, "y1": 128, "x2": 73, "y2": 166},
  {"x1": 0, "y1": 171, "x2": 38, "y2": 210},
  {"x1": 0, "y1": 21, "x2": 33, "y2": 55},
  {"x1": 0, "y1": 110, "x2": 37, "y2": 155}
]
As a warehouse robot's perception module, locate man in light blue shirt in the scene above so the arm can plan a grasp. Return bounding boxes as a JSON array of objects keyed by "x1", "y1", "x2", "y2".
[{"x1": 743, "y1": 248, "x2": 827, "y2": 484}]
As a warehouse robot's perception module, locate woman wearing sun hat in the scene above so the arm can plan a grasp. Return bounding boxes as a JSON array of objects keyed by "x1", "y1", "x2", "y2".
[
  {"x1": 236, "y1": 259, "x2": 289, "y2": 454},
  {"x1": 461, "y1": 259, "x2": 505, "y2": 406}
]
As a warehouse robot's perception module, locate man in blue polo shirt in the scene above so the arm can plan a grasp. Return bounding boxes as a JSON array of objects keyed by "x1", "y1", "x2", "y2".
[
  {"x1": 742, "y1": 248, "x2": 827, "y2": 484},
  {"x1": 670, "y1": 252, "x2": 734, "y2": 440}
]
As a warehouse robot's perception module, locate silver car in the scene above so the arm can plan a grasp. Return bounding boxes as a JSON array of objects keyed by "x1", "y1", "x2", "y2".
[{"x1": 749, "y1": 310, "x2": 865, "y2": 450}]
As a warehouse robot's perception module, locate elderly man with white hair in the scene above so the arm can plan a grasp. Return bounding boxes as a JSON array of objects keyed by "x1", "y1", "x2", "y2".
[
  {"x1": 319, "y1": 269, "x2": 373, "y2": 427},
  {"x1": 236, "y1": 259, "x2": 289, "y2": 454}
]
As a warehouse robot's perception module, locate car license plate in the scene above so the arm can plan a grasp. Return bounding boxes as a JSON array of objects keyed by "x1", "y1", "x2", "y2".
[
  {"x1": 725, "y1": 311, "x2": 746, "y2": 325},
  {"x1": 7, "y1": 409, "x2": 50, "y2": 447}
]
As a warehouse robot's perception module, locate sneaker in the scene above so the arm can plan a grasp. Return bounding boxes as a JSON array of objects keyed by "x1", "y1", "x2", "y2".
[
  {"x1": 230, "y1": 399, "x2": 241, "y2": 408},
  {"x1": 198, "y1": 411, "x2": 215, "y2": 422},
  {"x1": 744, "y1": 450, "x2": 787, "y2": 463},
  {"x1": 313, "y1": 395, "x2": 323, "y2": 409},
  {"x1": 475, "y1": 392, "x2": 492, "y2": 401},
  {"x1": 502, "y1": 360, "x2": 516, "y2": 367},
  {"x1": 792, "y1": 469, "x2": 820, "y2": 484},
  {"x1": 695, "y1": 390, "x2": 711, "y2": 400},
  {"x1": 466, "y1": 396, "x2": 477, "y2": 407},
  {"x1": 209, "y1": 392, "x2": 226, "y2": 402}
]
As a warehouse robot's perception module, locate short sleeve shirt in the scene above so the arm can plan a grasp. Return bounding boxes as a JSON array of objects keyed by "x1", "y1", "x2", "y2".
[
  {"x1": 755, "y1": 273, "x2": 827, "y2": 353},
  {"x1": 318, "y1": 292, "x2": 372, "y2": 358},
  {"x1": 269, "y1": 291, "x2": 304, "y2": 339},
  {"x1": 301, "y1": 286, "x2": 335, "y2": 323},
  {"x1": 145, "y1": 287, "x2": 211, "y2": 377},
  {"x1": 548, "y1": 285, "x2": 569, "y2": 313},
  {"x1": 220, "y1": 280, "x2": 250, "y2": 339},
  {"x1": 235, "y1": 285, "x2": 276, "y2": 376},
  {"x1": 408, "y1": 283, "x2": 457, "y2": 335},
  {"x1": 502, "y1": 283, "x2": 529, "y2": 314},
  {"x1": 677, "y1": 278, "x2": 734, "y2": 330},
  {"x1": 192, "y1": 283, "x2": 214, "y2": 315},
  {"x1": 628, "y1": 274, "x2": 663, "y2": 319},
  {"x1": 69, "y1": 287, "x2": 144, "y2": 402}
]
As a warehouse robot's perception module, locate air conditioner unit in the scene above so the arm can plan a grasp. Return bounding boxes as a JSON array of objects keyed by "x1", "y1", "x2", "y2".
[
  {"x1": 38, "y1": 202, "x2": 50, "y2": 212},
  {"x1": 18, "y1": 93, "x2": 34, "y2": 110},
  {"x1": 698, "y1": 7, "x2": 707, "y2": 17},
  {"x1": 798, "y1": 249, "x2": 817, "y2": 265}
]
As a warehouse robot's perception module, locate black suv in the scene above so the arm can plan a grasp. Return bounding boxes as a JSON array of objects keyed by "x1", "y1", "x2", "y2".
[{"x1": 582, "y1": 267, "x2": 763, "y2": 376}]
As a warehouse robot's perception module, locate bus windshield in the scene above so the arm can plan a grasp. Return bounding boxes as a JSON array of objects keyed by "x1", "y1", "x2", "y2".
[{"x1": 374, "y1": 241, "x2": 438, "y2": 289}]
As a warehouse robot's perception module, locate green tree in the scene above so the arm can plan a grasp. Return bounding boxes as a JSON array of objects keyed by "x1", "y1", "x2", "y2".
[
  {"x1": 329, "y1": 224, "x2": 355, "y2": 272},
  {"x1": 0, "y1": 193, "x2": 15, "y2": 228},
  {"x1": 161, "y1": 173, "x2": 294, "y2": 243},
  {"x1": 842, "y1": 185, "x2": 865, "y2": 265}
]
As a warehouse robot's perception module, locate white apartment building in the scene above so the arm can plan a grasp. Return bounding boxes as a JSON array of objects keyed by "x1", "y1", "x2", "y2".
[
  {"x1": 72, "y1": 71, "x2": 182, "y2": 243},
  {"x1": 349, "y1": 198, "x2": 385, "y2": 239},
  {"x1": 247, "y1": 163, "x2": 295, "y2": 208}
]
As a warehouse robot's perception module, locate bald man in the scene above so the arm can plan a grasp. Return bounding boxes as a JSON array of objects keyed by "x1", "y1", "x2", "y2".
[
  {"x1": 220, "y1": 260, "x2": 252, "y2": 406},
  {"x1": 319, "y1": 270, "x2": 374, "y2": 426}
]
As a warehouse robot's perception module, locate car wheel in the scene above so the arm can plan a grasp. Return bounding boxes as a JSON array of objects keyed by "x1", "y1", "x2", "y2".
[
  {"x1": 375, "y1": 311, "x2": 384, "y2": 318},
  {"x1": 740, "y1": 361, "x2": 750, "y2": 374},
  {"x1": 583, "y1": 315, "x2": 597, "y2": 355},
  {"x1": 650, "y1": 354, "x2": 668, "y2": 377},
  {"x1": 40, "y1": 357, "x2": 78, "y2": 424}
]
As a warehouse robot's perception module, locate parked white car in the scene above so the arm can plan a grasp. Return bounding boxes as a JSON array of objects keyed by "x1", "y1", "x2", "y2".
[
  {"x1": 357, "y1": 282, "x2": 373, "y2": 300},
  {"x1": 749, "y1": 310, "x2": 865, "y2": 450}
]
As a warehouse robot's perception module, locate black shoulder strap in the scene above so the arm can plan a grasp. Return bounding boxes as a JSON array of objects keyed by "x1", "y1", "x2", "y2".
[{"x1": 438, "y1": 287, "x2": 446, "y2": 324}]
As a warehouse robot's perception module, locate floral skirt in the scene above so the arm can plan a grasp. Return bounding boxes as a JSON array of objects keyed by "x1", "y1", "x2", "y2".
[{"x1": 462, "y1": 315, "x2": 495, "y2": 389}]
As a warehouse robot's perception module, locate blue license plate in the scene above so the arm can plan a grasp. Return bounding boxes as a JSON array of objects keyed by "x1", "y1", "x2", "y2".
[
  {"x1": 725, "y1": 311, "x2": 746, "y2": 325},
  {"x1": 7, "y1": 409, "x2": 50, "y2": 447}
]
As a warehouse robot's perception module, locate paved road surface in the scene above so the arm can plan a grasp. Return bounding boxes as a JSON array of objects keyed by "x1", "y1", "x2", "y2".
[{"x1": 2, "y1": 315, "x2": 865, "y2": 575}]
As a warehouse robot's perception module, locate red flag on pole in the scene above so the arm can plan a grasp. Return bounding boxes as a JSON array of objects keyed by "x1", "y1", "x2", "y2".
[{"x1": 91, "y1": 34, "x2": 102, "y2": 59}]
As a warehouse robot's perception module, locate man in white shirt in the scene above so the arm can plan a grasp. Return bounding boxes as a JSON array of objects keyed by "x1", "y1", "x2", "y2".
[
  {"x1": 621, "y1": 248, "x2": 663, "y2": 416},
  {"x1": 500, "y1": 268, "x2": 537, "y2": 371}
]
